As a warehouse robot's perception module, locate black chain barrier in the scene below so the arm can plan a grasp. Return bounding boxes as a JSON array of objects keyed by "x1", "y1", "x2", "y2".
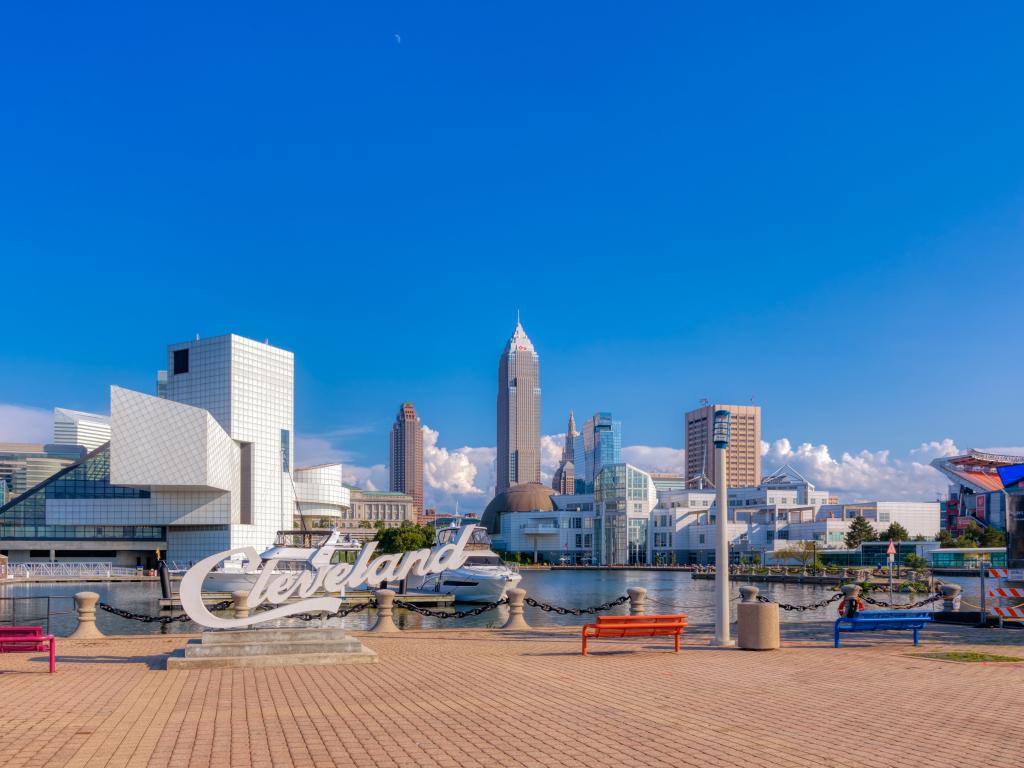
[
  {"x1": 99, "y1": 598, "x2": 376, "y2": 624},
  {"x1": 525, "y1": 594, "x2": 630, "y2": 616},
  {"x1": 862, "y1": 593, "x2": 943, "y2": 609},
  {"x1": 282, "y1": 601, "x2": 377, "y2": 622},
  {"x1": 99, "y1": 600, "x2": 233, "y2": 624},
  {"x1": 756, "y1": 591, "x2": 943, "y2": 611},
  {"x1": 756, "y1": 593, "x2": 842, "y2": 612},
  {"x1": 393, "y1": 597, "x2": 508, "y2": 619}
]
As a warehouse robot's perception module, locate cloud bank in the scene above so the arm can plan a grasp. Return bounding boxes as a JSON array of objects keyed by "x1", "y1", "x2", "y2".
[
  {"x1": 0, "y1": 404, "x2": 52, "y2": 443},
  {"x1": 760, "y1": 437, "x2": 959, "y2": 502}
]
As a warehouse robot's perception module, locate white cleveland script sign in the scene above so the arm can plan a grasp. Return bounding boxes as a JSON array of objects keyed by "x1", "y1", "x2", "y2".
[{"x1": 180, "y1": 526, "x2": 474, "y2": 629}]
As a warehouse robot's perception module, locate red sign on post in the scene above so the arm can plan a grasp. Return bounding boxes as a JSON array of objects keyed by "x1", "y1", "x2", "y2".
[{"x1": 886, "y1": 540, "x2": 896, "y2": 557}]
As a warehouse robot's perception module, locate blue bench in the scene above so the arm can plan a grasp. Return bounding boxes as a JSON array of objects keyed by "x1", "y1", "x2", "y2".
[{"x1": 834, "y1": 610, "x2": 933, "y2": 647}]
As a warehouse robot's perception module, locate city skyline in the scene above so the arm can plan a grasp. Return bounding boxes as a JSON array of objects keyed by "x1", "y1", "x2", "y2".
[{"x1": 4, "y1": 323, "x2": 1022, "y2": 515}]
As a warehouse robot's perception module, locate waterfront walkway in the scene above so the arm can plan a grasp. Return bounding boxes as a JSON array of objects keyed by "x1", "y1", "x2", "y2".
[{"x1": 0, "y1": 623, "x2": 1020, "y2": 768}]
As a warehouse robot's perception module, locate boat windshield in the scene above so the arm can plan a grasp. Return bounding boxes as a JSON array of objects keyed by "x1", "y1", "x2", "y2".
[
  {"x1": 436, "y1": 526, "x2": 491, "y2": 547},
  {"x1": 464, "y1": 555, "x2": 503, "y2": 566}
]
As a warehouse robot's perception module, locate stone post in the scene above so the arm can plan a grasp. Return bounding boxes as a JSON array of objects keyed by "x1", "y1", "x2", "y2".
[
  {"x1": 232, "y1": 590, "x2": 249, "y2": 619},
  {"x1": 370, "y1": 589, "x2": 400, "y2": 633},
  {"x1": 627, "y1": 587, "x2": 647, "y2": 616},
  {"x1": 69, "y1": 591, "x2": 103, "y2": 639},
  {"x1": 940, "y1": 583, "x2": 962, "y2": 612},
  {"x1": 501, "y1": 588, "x2": 530, "y2": 630},
  {"x1": 736, "y1": 585, "x2": 779, "y2": 650}
]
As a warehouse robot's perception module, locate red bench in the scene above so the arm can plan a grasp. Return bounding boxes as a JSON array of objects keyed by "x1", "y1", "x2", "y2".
[
  {"x1": 0, "y1": 626, "x2": 56, "y2": 673},
  {"x1": 581, "y1": 614, "x2": 688, "y2": 656}
]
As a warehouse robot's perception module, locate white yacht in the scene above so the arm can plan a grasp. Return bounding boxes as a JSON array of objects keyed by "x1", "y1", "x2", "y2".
[
  {"x1": 406, "y1": 524, "x2": 521, "y2": 603},
  {"x1": 202, "y1": 529, "x2": 363, "y2": 594}
]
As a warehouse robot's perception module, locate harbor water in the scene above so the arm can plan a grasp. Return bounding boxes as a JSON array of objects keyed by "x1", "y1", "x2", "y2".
[{"x1": 0, "y1": 570, "x2": 982, "y2": 637}]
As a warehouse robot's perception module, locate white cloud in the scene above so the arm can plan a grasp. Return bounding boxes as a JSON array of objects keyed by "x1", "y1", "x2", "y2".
[
  {"x1": 294, "y1": 435, "x2": 354, "y2": 466},
  {"x1": 622, "y1": 445, "x2": 686, "y2": 474},
  {"x1": 0, "y1": 404, "x2": 52, "y2": 443},
  {"x1": 760, "y1": 437, "x2": 958, "y2": 502},
  {"x1": 422, "y1": 425, "x2": 492, "y2": 495},
  {"x1": 541, "y1": 433, "x2": 566, "y2": 483},
  {"x1": 343, "y1": 463, "x2": 388, "y2": 492}
]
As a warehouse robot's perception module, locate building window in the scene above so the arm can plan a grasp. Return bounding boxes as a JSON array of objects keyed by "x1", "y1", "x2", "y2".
[
  {"x1": 173, "y1": 349, "x2": 189, "y2": 374},
  {"x1": 575, "y1": 534, "x2": 582, "y2": 548},
  {"x1": 281, "y1": 429, "x2": 291, "y2": 472}
]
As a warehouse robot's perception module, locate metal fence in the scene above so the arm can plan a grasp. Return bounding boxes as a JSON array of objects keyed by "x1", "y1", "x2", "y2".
[
  {"x1": 0, "y1": 596, "x2": 76, "y2": 635},
  {"x1": 9, "y1": 562, "x2": 140, "y2": 579}
]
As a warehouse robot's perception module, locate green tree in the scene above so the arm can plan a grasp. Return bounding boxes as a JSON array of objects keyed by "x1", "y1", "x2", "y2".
[
  {"x1": 374, "y1": 522, "x2": 436, "y2": 554},
  {"x1": 845, "y1": 516, "x2": 876, "y2": 549},
  {"x1": 773, "y1": 541, "x2": 821, "y2": 569},
  {"x1": 979, "y1": 527, "x2": 1006, "y2": 547},
  {"x1": 880, "y1": 522, "x2": 910, "y2": 542},
  {"x1": 903, "y1": 553, "x2": 928, "y2": 571},
  {"x1": 937, "y1": 529, "x2": 956, "y2": 548}
]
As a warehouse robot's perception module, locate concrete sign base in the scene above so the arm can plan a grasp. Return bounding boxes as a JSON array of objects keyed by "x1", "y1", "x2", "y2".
[{"x1": 166, "y1": 627, "x2": 378, "y2": 670}]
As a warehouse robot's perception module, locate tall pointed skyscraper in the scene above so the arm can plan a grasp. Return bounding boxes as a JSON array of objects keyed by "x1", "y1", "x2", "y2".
[
  {"x1": 552, "y1": 410, "x2": 577, "y2": 495},
  {"x1": 389, "y1": 403, "x2": 424, "y2": 515},
  {"x1": 496, "y1": 318, "x2": 541, "y2": 494}
]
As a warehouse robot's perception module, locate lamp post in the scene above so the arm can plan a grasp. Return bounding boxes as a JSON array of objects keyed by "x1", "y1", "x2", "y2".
[{"x1": 712, "y1": 409, "x2": 735, "y2": 647}]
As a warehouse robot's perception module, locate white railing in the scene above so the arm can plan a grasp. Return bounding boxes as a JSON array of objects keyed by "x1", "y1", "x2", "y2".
[{"x1": 10, "y1": 561, "x2": 140, "y2": 579}]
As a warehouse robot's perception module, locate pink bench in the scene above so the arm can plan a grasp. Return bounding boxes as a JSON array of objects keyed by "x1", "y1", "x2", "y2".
[{"x1": 0, "y1": 626, "x2": 56, "y2": 673}]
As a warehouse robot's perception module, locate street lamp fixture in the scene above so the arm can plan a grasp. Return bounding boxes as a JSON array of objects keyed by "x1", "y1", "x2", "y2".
[
  {"x1": 712, "y1": 409, "x2": 731, "y2": 449},
  {"x1": 711, "y1": 408, "x2": 734, "y2": 647}
]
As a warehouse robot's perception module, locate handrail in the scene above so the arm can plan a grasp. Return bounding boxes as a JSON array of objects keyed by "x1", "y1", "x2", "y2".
[{"x1": 10, "y1": 562, "x2": 139, "y2": 578}]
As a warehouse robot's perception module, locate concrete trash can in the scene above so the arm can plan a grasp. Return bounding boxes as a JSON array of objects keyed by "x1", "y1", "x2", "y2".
[{"x1": 736, "y1": 586, "x2": 780, "y2": 650}]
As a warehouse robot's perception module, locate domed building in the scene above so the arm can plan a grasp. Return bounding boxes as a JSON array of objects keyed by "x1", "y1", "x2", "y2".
[
  {"x1": 482, "y1": 482, "x2": 597, "y2": 564},
  {"x1": 481, "y1": 482, "x2": 556, "y2": 535}
]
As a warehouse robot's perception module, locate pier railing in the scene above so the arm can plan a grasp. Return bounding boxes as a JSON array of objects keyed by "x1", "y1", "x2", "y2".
[{"x1": 11, "y1": 562, "x2": 140, "y2": 579}]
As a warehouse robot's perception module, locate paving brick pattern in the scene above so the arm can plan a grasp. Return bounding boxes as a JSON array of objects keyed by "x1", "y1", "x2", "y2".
[{"x1": 0, "y1": 623, "x2": 1021, "y2": 767}]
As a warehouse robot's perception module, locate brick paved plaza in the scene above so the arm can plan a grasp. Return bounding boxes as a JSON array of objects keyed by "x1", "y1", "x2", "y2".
[{"x1": 0, "y1": 623, "x2": 1020, "y2": 768}]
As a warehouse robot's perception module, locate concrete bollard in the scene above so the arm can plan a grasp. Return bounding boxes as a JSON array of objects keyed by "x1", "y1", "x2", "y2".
[
  {"x1": 627, "y1": 587, "x2": 647, "y2": 616},
  {"x1": 940, "y1": 583, "x2": 962, "y2": 612},
  {"x1": 369, "y1": 589, "x2": 400, "y2": 633},
  {"x1": 737, "y1": 586, "x2": 780, "y2": 650},
  {"x1": 69, "y1": 591, "x2": 104, "y2": 639},
  {"x1": 501, "y1": 588, "x2": 530, "y2": 630},
  {"x1": 232, "y1": 590, "x2": 249, "y2": 619}
]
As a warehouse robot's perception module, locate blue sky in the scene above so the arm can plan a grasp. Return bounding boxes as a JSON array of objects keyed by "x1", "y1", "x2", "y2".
[{"x1": 2, "y1": 4, "x2": 1023, "y2": 509}]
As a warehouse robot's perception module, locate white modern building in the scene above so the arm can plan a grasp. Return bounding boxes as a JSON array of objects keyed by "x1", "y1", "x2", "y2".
[
  {"x1": 293, "y1": 464, "x2": 351, "y2": 526},
  {"x1": 649, "y1": 466, "x2": 941, "y2": 564},
  {"x1": 53, "y1": 408, "x2": 111, "y2": 452},
  {"x1": 0, "y1": 334, "x2": 341, "y2": 567}
]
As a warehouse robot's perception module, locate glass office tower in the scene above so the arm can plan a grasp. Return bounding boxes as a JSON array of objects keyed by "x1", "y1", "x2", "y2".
[{"x1": 578, "y1": 412, "x2": 622, "y2": 492}]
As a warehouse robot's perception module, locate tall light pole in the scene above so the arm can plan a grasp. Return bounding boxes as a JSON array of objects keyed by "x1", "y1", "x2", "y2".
[{"x1": 712, "y1": 409, "x2": 735, "y2": 647}]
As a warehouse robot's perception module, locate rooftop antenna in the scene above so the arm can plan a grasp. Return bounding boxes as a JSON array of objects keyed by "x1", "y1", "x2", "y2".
[
  {"x1": 516, "y1": 308, "x2": 521, "y2": 325},
  {"x1": 195, "y1": 333, "x2": 200, "y2": 341}
]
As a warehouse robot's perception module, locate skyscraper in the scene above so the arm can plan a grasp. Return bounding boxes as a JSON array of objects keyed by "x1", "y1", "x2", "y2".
[
  {"x1": 496, "y1": 319, "x2": 541, "y2": 494},
  {"x1": 684, "y1": 403, "x2": 761, "y2": 489},
  {"x1": 389, "y1": 402, "x2": 424, "y2": 515},
  {"x1": 578, "y1": 412, "x2": 622, "y2": 492},
  {"x1": 552, "y1": 411, "x2": 577, "y2": 495}
]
